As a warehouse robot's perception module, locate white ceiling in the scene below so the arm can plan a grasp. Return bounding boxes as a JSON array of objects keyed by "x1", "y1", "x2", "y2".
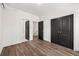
[{"x1": 7, "y1": 3, "x2": 79, "y2": 16}]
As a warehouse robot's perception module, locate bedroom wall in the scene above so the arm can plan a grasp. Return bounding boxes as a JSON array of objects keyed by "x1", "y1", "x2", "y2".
[
  {"x1": 0, "y1": 6, "x2": 39, "y2": 53},
  {"x1": 0, "y1": 5, "x2": 3, "y2": 53},
  {"x1": 74, "y1": 10, "x2": 79, "y2": 51}
]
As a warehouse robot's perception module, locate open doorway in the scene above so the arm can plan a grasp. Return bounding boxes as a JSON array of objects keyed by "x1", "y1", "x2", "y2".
[{"x1": 33, "y1": 21, "x2": 38, "y2": 40}]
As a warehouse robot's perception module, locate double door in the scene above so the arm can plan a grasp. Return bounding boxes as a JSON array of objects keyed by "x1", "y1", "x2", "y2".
[{"x1": 51, "y1": 14, "x2": 73, "y2": 49}]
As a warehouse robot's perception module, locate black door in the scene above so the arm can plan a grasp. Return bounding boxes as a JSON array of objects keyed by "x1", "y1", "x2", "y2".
[
  {"x1": 62, "y1": 15, "x2": 73, "y2": 49},
  {"x1": 25, "y1": 21, "x2": 29, "y2": 40},
  {"x1": 51, "y1": 18, "x2": 62, "y2": 44},
  {"x1": 51, "y1": 14, "x2": 73, "y2": 49},
  {"x1": 38, "y1": 21, "x2": 43, "y2": 40},
  {"x1": 70, "y1": 15, "x2": 74, "y2": 49}
]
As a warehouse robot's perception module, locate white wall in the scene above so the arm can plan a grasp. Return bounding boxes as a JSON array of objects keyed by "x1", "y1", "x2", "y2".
[
  {"x1": 44, "y1": 19, "x2": 50, "y2": 42},
  {"x1": 2, "y1": 6, "x2": 39, "y2": 46},
  {"x1": 40, "y1": 9, "x2": 79, "y2": 51},
  {"x1": 30, "y1": 21, "x2": 33, "y2": 40},
  {"x1": 0, "y1": 6, "x2": 39, "y2": 53},
  {"x1": 74, "y1": 10, "x2": 79, "y2": 51},
  {"x1": 0, "y1": 5, "x2": 3, "y2": 53}
]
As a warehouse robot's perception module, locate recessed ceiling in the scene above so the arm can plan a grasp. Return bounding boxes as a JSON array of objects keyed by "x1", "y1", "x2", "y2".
[{"x1": 7, "y1": 3, "x2": 79, "y2": 16}]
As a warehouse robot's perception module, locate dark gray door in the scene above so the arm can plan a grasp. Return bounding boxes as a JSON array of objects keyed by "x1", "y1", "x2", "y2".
[
  {"x1": 62, "y1": 15, "x2": 73, "y2": 49},
  {"x1": 38, "y1": 21, "x2": 43, "y2": 40},
  {"x1": 25, "y1": 21, "x2": 29, "y2": 40},
  {"x1": 51, "y1": 18, "x2": 62, "y2": 44},
  {"x1": 51, "y1": 14, "x2": 73, "y2": 49}
]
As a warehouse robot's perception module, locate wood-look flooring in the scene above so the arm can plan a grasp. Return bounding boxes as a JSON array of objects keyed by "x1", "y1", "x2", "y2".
[{"x1": 1, "y1": 37, "x2": 79, "y2": 56}]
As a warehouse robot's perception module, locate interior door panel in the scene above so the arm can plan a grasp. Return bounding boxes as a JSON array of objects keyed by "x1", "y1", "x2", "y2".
[
  {"x1": 51, "y1": 14, "x2": 73, "y2": 49},
  {"x1": 25, "y1": 21, "x2": 29, "y2": 40},
  {"x1": 38, "y1": 21, "x2": 43, "y2": 40}
]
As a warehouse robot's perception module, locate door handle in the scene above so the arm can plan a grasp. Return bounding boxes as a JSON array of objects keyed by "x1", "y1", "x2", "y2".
[
  {"x1": 58, "y1": 31, "x2": 62, "y2": 34},
  {"x1": 60, "y1": 32, "x2": 62, "y2": 34}
]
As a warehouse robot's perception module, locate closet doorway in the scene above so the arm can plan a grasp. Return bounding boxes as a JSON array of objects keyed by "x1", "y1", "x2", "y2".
[
  {"x1": 33, "y1": 21, "x2": 38, "y2": 39},
  {"x1": 51, "y1": 14, "x2": 73, "y2": 49}
]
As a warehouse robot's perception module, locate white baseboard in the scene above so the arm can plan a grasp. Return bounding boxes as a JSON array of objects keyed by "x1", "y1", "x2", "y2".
[
  {"x1": 0, "y1": 39, "x2": 28, "y2": 54},
  {"x1": 4, "y1": 39, "x2": 28, "y2": 47}
]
